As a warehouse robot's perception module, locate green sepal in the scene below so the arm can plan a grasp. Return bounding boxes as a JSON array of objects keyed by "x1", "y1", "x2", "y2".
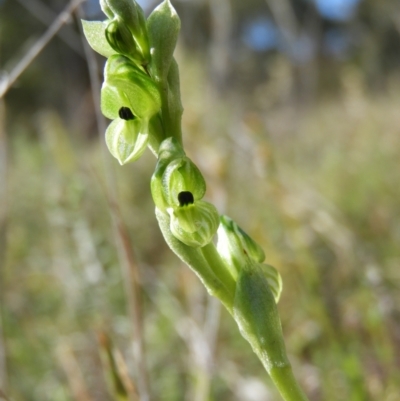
[
  {"x1": 101, "y1": 55, "x2": 161, "y2": 120},
  {"x1": 81, "y1": 20, "x2": 116, "y2": 58},
  {"x1": 259, "y1": 264, "x2": 282, "y2": 303},
  {"x1": 105, "y1": 19, "x2": 144, "y2": 64},
  {"x1": 147, "y1": 0, "x2": 181, "y2": 80},
  {"x1": 217, "y1": 215, "x2": 265, "y2": 278},
  {"x1": 162, "y1": 157, "x2": 206, "y2": 207},
  {"x1": 100, "y1": 0, "x2": 114, "y2": 18},
  {"x1": 233, "y1": 261, "x2": 289, "y2": 372},
  {"x1": 106, "y1": 0, "x2": 150, "y2": 61},
  {"x1": 151, "y1": 137, "x2": 185, "y2": 211},
  {"x1": 105, "y1": 118, "x2": 149, "y2": 165},
  {"x1": 168, "y1": 201, "x2": 219, "y2": 248}
]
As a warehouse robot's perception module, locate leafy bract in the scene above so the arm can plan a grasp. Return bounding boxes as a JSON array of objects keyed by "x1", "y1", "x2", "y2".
[
  {"x1": 147, "y1": 0, "x2": 181, "y2": 80},
  {"x1": 82, "y1": 20, "x2": 116, "y2": 58}
]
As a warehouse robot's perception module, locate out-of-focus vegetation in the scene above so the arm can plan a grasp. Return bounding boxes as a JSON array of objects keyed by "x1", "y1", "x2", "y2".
[{"x1": 1, "y1": 0, "x2": 400, "y2": 400}]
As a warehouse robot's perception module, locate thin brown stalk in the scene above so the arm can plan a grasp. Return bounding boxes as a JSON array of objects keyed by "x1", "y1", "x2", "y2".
[
  {"x1": 16, "y1": 0, "x2": 84, "y2": 56},
  {"x1": 264, "y1": 0, "x2": 299, "y2": 46},
  {"x1": 76, "y1": 7, "x2": 150, "y2": 401},
  {"x1": 114, "y1": 349, "x2": 139, "y2": 401},
  {"x1": 208, "y1": 0, "x2": 232, "y2": 92},
  {"x1": 107, "y1": 197, "x2": 151, "y2": 401},
  {"x1": 0, "y1": 0, "x2": 87, "y2": 98},
  {"x1": 98, "y1": 331, "x2": 139, "y2": 401},
  {"x1": 0, "y1": 389, "x2": 10, "y2": 401},
  {"x1": 0, "y1": 100, "x2": 8, "y2": 392},
  {"x1": 140, "y1": 264, "x2": 221, "y2": 401},
  {"x1": 193, "y1": 297, "x2": 221, "y2": 401},
  {"x1": 57, "y1": 343, "x2": 94, "y2": 401}
]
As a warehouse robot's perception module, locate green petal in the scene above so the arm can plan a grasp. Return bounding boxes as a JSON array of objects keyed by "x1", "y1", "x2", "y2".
[
  {"x1": 168, "y1": 201, "x2": 219, "y2": 248},
  {"x1": 105, "y1": 118, "x2": 149, "y2": 164}
]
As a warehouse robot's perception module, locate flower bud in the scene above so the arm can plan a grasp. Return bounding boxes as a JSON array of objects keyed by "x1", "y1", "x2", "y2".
[
  {"x1": 217, "y1": 215, "x2": 265, "y2": 279},
  {"x1": 168, "y1": 200, "x2": 219, "y2": 248},
  {"x1": 105, "y1": 115, "x2": 149, "y2": 164},
  {"x1": 105, "y1": 19, "x2": 143, "y2": 64},
  {"x1": 106, "y1": 0, "x2": 150, "y2": 61},
  {"x1": 101, "y1": 55, "x2": 161, "y2": 121}
]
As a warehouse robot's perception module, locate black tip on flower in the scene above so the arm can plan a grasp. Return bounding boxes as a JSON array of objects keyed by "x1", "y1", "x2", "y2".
[
  {"x1": 178, "y1": 191, "x2": 194, "y2": 206},
  {"x1": 119, "y1": 107, "x2": 135, "y2": 120}
]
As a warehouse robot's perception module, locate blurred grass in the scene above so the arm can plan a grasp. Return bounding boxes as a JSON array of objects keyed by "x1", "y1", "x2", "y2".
[{"x1": 2, "y1": 52, "x2": 400, "y2": 401}]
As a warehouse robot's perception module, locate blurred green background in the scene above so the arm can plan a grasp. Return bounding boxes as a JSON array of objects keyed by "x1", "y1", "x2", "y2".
[{"x1": 1, "y1": 0, "x2": 400, "y2": 400}]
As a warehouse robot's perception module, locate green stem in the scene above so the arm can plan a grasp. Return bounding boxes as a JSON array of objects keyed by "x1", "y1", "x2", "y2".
[
  {"x1": 269, "y1": 365, "x2": 310, "y2": 401},
  {"x1": 158, "y1": 78, "x2": 182, "y2": 146},
  {"x1": 155, "y1": 208, "x2": 234, "y2": 311},
  {"x1": 158, "y1": 79, "x2": 170, "y2": 130}
]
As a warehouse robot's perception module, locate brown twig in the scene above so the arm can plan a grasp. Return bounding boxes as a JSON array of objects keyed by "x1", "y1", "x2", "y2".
[
  {"x1": 0, "y1": 0, "x2": 87, "y2": 98},
  {"x1": 0, "y1": 389, "x2": 10, "y2": 401},
  {"x1": 15, "y1": 0, "x2": 84, "y2": 56},
  {"x1": 57, "y1": 343, "x2": 94, "y2": 401},
  {"x1": 0, "y1": 100, "x2": 8, "y2": 392}
]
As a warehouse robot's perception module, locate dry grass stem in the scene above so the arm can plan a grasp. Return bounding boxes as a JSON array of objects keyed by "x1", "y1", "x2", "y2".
[
  {"x1": 0, "y1": 0, "x2": 86, "y2": 98},
  {"x1": 0, "y1": 100, "x2": 8, "y2": 391},
  {"x1": 57, "y1": 343, "x2": 94, "y2": 401}
]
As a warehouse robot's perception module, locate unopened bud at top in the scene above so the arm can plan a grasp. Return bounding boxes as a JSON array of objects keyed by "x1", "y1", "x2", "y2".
[
  {"x1": 105, "y1": 19, "x2": 144, "y2": 64},
  {"x1": 106, "y1": 0, "x2": 150, "y2": 62}
]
